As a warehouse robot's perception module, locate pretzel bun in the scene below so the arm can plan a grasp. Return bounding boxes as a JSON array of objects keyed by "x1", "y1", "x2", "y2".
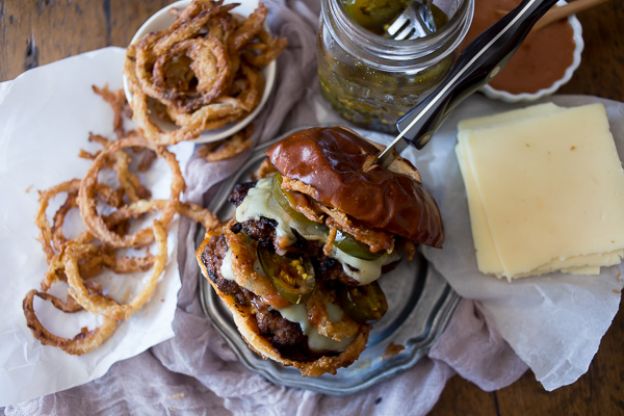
[{"x1": 267, "y1": 127, "x2": 444, "y2": 247}]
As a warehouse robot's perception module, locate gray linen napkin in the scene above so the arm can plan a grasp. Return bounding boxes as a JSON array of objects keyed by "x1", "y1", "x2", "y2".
[{"x1": 4, "y1": 1, "x2": 526, "y2": 415}]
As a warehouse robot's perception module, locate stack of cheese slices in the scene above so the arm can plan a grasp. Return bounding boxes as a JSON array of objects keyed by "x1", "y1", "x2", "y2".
[{"x1": 456, "y1": 103, "x2": 624, "y2": 280}]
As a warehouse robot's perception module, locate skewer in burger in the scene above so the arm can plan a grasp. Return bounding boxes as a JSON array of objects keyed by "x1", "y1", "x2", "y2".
[{"x1": 196, "y1": 127, "x2": 444, "y2": 376}]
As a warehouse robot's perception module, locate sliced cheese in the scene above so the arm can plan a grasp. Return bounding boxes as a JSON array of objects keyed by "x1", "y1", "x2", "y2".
[
  {"x1": 236, "y1": 178, "x2": 298, "y2": 245},
  {"x1": 456, "y1": 104, "x2": 565, "y2": 274},
  {"x1": 456, "y1": 142, "x2": 501, "y2": 274},
  {"x1": 457, "y1": 103, "x2": 624, "y2": 279},
  {"x1": 458, "y1": 102, "x2": 564, "y2": 131}
]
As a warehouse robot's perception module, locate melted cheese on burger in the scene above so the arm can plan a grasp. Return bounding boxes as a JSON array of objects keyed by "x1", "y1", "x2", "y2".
[
  {"x1": 278, "y1": 303, "x2": 353, "y2": 352},
  {"x1": 235, "y1": 177, "x2": 398, "y2": 284},
  {"x1": 220, "y1": 249, "x2": 235, "y2": 281}
]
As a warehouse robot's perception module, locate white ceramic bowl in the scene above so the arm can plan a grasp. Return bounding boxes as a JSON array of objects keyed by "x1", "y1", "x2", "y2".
[
  {"x1": 482, "y1": 1, "x2": 584, "y2": 103},
  {"x1": 123, "y1": 0, "x2": 276, "y2": 143}
]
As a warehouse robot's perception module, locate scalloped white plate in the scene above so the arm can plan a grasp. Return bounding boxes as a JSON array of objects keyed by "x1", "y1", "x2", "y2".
[
  {"x1": 122, "y1": 0, "x2": 276, "y2": 143},
  {"x1": 482, "y1": 1, "x2": 584, "y2": 103}
]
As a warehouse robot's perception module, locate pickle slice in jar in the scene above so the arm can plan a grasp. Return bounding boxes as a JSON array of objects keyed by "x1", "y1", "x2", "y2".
[
  {"x1": 341, "y1": 0, "x2": 408, "y2": 34},
  {"x1": 258, "y1": 245, "x2": 316, "y2": 304},
  {"x1": 338, "y1": 281, "x2": 388, "y2": 322},
  {"x1": 334, "y1": 230, "x2": 383, "y2": 260}
]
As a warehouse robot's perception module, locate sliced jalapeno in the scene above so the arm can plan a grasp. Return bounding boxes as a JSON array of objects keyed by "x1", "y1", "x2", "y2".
[
  {"x1": 271, "y1": 173, "x2": 327, "y2": 238},
  {"x1": 258, "y1": 245, "x2": 316, "y2": 304},
  {"x1": 334, "y1": 230, "x2": 383, "y2": 260},
  {"x1": 271, "y1": 174, "x2": 308, "y2": 222},
  {"x1": 341, "y1": 0, "x2": 407, "y2": 34},
  {"x1": 338, "y1": 281, "x2": 388, "y2": 322}
]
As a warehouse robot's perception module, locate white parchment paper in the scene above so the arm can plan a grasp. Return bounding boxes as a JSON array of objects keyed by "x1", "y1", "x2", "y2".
[
  {"x1": 412, "y1": 95, "x2": 624, "y2": 390},
  {"x1": 0, "y1": 47, "x2": 193, "y2": 406}
]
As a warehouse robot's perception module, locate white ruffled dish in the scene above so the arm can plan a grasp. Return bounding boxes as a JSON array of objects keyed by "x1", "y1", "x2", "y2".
[
  {"x1": 122, "y1": 0, "x2": 276, "y2": 143},
  {"x1": 482, "y1": 4, "x2": 584, "y2": 103}
]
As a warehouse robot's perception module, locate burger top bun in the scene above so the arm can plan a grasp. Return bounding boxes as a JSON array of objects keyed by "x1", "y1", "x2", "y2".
[{"x1": 267, "y1": 127, "x2": 444, "y2": 247}]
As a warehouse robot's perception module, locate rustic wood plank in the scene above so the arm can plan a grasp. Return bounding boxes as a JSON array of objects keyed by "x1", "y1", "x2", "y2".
[
  {"x1": 108, "y1": 0, "x2": 171, "y2": 47},
  {"x1": 0, "y1": 1, "x2": 623, "y2": 415},
  {"x1": 559, "y1": 0, "x2": 624, "y2": 100},
  {"x1": 0, "y1": 0, "x2": 108, "y2": 81},
  {"x1": 0, "y1": 0, "x2": 37, "y2": 81},
  {"x1": 0, "y1": 0, "x2": 170, "y2": 81}
]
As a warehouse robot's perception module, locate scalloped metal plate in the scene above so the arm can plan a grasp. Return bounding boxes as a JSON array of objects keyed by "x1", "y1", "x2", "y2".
[{"x1": 197, "y1": 129, "x2": 459, "y2": 395}]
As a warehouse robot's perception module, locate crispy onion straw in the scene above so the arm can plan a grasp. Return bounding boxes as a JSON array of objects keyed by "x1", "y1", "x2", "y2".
[
  {"x1": 196, "y1": 125, "x2": 253, "y2": 162},
  {"x1": 36, "y1": 179, "x2": 82, "y2": 260},
  {"x1": 91, "y1": 85, "x2": 128, "y2": 137},
  {"x1": 65, "y1": 221, "x2": 168, "y2": 321},
  {"x1": 78, "y1": 134, "x2": 184, "y2": 248},
  {"x1": 176, "y1": 201, "x2": 220, "y2": 230},
  {"x1": 25, "y1": 82, "x2": 223, "y2": 355},
  {"x1": 307, "y1": 290, "x2": 360, "y2": 342},
  {"x1": 23, "y1": 289, "x2": 119, "y2": 355}
]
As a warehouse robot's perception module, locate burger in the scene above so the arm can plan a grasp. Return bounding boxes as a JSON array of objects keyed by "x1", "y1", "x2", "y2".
[{"x1": 196, "y1": 127, "x2": 444, "y2": 376}]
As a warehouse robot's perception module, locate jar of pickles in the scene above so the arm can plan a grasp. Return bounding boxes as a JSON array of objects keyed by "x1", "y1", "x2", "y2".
[{"x1": 318, "y1": 0, "x2": 474, "y2": 132}]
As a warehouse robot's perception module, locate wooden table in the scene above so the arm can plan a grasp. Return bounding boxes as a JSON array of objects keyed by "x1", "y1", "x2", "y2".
[{"x1": 1, "y1": 1, "x2": 622, "y2": 414}]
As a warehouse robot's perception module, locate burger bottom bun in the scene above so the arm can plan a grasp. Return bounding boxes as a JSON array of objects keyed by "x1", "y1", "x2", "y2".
[{"x1": 196, "y1": 233, "x2": 371, "y2": 377}]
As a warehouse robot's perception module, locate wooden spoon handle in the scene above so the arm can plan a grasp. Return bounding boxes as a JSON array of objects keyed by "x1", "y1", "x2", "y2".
[{"x1": 533, "y1": 0, "x2": 609, "y2": 31}]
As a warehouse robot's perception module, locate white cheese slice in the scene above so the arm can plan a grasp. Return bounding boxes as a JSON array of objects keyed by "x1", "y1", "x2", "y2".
[
  {"x1": 330, "y1": 247, "x2": 400, "y2": 285},
  {"x1": 458, "y1": 103, "x2": 564, "y2": 131},
  {"x1": 235, "y1": 178, "x2": 298, "y2": 245},
  {"x1": 457, "y1": 103, "x2": 624, "y2": 279},
  {"x1": 456, "y1": 104, "x2": 565, "y2": 274},
  {"x1": 459, "y1": 137, "x2": 624, "y2": 277}
]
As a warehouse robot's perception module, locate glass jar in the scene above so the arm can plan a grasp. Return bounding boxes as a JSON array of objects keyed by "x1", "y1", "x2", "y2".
[{"x1": 317, "y1": 0, "x2": 474, "y2": 133}]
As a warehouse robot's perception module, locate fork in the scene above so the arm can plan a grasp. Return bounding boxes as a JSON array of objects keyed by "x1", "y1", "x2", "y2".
[{"x1": 386, "y1": 0, "x2": 437, "y2": 40}]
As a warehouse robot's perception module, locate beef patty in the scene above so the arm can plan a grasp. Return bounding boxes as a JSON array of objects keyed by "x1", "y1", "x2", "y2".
[
  {"x1": 230, "y1": 217, "x2": 277, "y2": 245},
  {"x1": 200, "y1": 234, "x2": 255, "y2": 307},
  {"x1": 255, "y1": 308, "x2": 306, "y2": 348},
  {"x1": 200, "y1": 232, "x2": 332, "y2": 360},
  {"x1": 229, "y1": 181, "x2": 257, "y2": 207}
]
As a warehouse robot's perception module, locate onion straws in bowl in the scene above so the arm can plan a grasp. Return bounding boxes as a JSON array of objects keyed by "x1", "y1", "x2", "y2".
[{"x1": 124, "y1": 0, "x2": 287, "y2": 145}]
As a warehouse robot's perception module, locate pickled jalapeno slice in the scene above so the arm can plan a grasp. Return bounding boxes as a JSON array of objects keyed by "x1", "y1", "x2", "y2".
[
  {"x1": 258, "y1": 245, "x2": 316, "y2": 304},
  {"x1": 271, "y1": 173, "x2": 327, "y2": 237},
  {"x1": 341, "y1": 0, "x2": 408, "y2": 34},
  {"x1": 271, "y1": 173, "x2": 309, "y2": 223},
  {"x1": 338, "y1": 281, "x2": 388, "y2": 322},
  {"x1": 334, "y1": 230, "x2": 383, "y2": 260}
]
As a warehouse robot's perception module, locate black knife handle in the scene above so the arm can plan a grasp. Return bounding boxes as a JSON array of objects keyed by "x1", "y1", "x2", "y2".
[{"x1": 395, "y1": 0, "x2": 559, "y2": 148}]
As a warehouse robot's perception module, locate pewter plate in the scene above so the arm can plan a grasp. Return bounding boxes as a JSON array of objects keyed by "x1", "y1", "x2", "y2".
[{"x1": 198, "y1": 129, "x2": 459, "y2": 395}]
